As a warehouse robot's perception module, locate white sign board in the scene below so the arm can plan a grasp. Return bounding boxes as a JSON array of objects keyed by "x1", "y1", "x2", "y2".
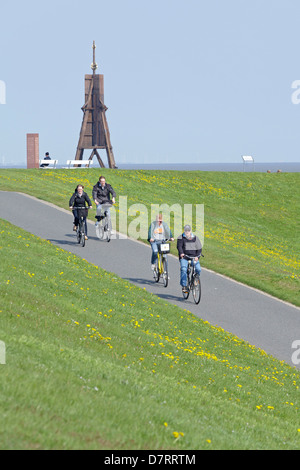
[{"x1": 242, "y1": 155, "x2": 254, "y2": 162}]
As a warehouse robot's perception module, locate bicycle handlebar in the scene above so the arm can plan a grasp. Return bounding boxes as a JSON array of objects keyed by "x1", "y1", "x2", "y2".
[
  {"x1": 71, "y1": 206, "x2": 91, "y2": 210},
  {"x1": 184, "y1": 253, "x2": 204, "y2": 259},
  {"x1": 99, "y1": 201, "x2": 114, "y2": 206}
]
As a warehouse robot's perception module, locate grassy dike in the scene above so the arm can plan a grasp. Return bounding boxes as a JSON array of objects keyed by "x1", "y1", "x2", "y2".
[
  {"x1": 0, "y1": 168, "x2": 299, "y2": 305},
  {"x1": 0, "y1": 219, "x2": 299, "y2": 450}
]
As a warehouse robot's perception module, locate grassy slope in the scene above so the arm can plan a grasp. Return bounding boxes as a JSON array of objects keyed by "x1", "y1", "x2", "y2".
[
  {"x1": 0, "y1": 219, "x2": 299, "y2": 450},
  {"x1": 0, "y1": 168, "x2": 299, "y2": 305}
]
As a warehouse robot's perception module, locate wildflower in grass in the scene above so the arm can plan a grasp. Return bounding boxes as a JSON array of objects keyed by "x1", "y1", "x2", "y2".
[{"x1": 172, "y1": 431, "x2": 184, "y2": 439}]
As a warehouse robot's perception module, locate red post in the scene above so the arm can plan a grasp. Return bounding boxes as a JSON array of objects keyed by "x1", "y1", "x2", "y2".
[{"x1": 27, "y1": 134, "x2": 39, "y2": 169}]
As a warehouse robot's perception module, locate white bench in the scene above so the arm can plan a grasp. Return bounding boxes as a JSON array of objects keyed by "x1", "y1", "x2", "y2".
[
  {"x1": 39, "y1": 159, "x2": 58, "y2": 168},
  {"x1": 64, "y1": 159, "x2": 93, "y2": 169}
]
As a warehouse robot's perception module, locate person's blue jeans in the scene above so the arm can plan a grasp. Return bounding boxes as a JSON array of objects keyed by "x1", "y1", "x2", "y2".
[
  {"x1": 180, "y1": 258, "x2": 201, "y2": 287},
  {"x1": 150, "y1": 241, "x2": 159, "y2": 265}
]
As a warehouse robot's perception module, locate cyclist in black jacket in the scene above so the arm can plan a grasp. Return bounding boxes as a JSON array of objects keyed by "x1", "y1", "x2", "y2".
[
  {"x1": 177, "y1": 225, "x2": 202, "y2": 293},
  {"x1": 92, "y1": 176, "x2": 116, "y2": 230},
  {"x1": 69, "y1": 184, "x2": 92, "y2": 238}
]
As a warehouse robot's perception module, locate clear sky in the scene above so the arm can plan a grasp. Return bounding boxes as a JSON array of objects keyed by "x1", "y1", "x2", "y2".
[{"x1": 1, "y1": 0, "x2": 300, "y2": 166}]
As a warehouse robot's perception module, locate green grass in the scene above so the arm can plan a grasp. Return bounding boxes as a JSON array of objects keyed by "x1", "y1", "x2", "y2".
[
  {"x1": 0, "y1": 168, "x2": 299, "y2": 305},
  {"x1": 0, "y1": 219, "x2": 300, "y2": 450}
]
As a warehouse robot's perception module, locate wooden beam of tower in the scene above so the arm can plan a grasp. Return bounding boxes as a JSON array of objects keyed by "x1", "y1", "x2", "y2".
[
  {"x1": 75, "y1": 78, "x2": 93, "y2": 162},
  {"x1": 89, "y1": 148, "x2": 105, "y2": 167},
  {"x1": 101, "y1": 109, "x2": 116, "y2": 169}
]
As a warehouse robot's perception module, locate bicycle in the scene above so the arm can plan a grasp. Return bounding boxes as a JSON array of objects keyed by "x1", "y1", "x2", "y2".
[
  {"x1": 153, "y1": 239, "x2": 171, "y2": 288},
  {"x1": 95, "y1": 202, "x2": 113, "y2": 243},
  {"x1": 181, "y1": 255, "x2": 204, "y2": 304},
  {"x1": 74, "y1": 206, "x2": 89, "y2": 247}
]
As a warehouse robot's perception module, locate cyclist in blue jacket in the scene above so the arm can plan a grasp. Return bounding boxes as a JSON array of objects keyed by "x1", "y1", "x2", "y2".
[{"x1": 148, "y1": 214, "x2": 174, "y2": 270}]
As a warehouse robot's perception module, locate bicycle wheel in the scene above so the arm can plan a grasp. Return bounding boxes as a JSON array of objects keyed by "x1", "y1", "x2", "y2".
[
  {"x1": 162, "y1": 257, "x2": 168, "y2": 287},
  {"x1": 102, "y1": 217, "x2": 111, "y2": 242},
  {"x1": 106, "y1": 225, "x2": 111, "y2": 243},
  {"x1": 192, "y1": 274, "x2": 201, "y2": 304},
  {"x1": 182, "y1": 270, "x2": 190, "y2": 300},
  {"x1": 80, "y1": 223, "x2": 86, "y2": 247},
  {"x1": 76, "y1": 227, "x2": 81, "y2": 244},
  {"x1": 96, "y1": 223, "x2": 104, "y2": 240},
  {"x1": 153, "y1": 259, "x2": 160, "y2": 282}
]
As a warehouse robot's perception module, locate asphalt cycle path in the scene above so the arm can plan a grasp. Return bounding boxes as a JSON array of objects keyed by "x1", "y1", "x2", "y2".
[{"x1": 1, "y1": 191, "x2": 299, "y2": 369}]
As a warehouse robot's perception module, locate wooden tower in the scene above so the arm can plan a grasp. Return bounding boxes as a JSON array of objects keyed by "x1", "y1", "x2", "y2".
[{"x1": 75, "y1": 41, "x2": 117, "y2": 168}]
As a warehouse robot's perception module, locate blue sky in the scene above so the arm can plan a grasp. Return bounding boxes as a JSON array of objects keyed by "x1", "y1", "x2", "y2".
[{"x1": 0, "y1": 0, "x2": 300, "y2": 166}]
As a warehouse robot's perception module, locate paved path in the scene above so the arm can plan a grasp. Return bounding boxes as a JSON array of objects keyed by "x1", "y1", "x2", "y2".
[{"x1": 1, "y1": 191, "x2": 299, "y2": 368}]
